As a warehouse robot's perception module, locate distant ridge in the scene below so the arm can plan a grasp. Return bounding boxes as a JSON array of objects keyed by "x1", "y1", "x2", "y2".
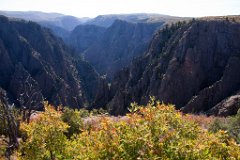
[{"x1": 0, "y1": 11, "x2": 90, "y2": 31}]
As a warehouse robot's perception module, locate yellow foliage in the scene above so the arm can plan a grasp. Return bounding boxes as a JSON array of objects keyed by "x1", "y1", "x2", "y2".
[
  {"x1": 65, "y1": 101, "x2": 240, "y2": 159},
  {"x1": 0, "y1": 136, "x2": 6, "y2": 159},
  {"x1": 19, "y1": 102, "x2": 69, "y2": 159},
  {"x1": 18, "y1": 101, "x2": 240, "y2": 160}
]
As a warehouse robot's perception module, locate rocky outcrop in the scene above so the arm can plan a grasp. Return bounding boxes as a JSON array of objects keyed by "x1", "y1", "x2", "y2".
[
  {"x1": 182, "y1": 57, "x2": 240, "y2": 113},
  {"x1": 206, "y1": 90, "x2": 240, "y2": 116},
  {"x1": 100, "y1": 17, "x2": 240, "y2": 116},
  {"x1": 8, "y1": 63, "x2": 43, "y2": 104},
  {"x1": 91, "y1": 77, "x2": 113, "y2": 110},
  {"x1": 0, "y1": 15, "x2": 99, "y2": 108}
]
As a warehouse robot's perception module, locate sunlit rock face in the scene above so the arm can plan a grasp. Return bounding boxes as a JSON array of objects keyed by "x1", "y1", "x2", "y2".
[{"x1": 100, "y1": 17, "x2": 240, "y2": 116}]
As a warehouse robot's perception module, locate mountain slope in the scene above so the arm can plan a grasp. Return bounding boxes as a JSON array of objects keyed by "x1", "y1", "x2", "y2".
[
  {"x1": 83, "y1": 20, "x2": 165, "y2": 78},
  {"x1": 67, "y1": 24, "x2": 106, "y2": 53},
  {"x1": 76, "y1": 15, "x2": 189, "y2": 79},
  {"x1": 97, "y1": 16, "x2": 240, "y2": 115},
  {"x1": 0, "y1": 15, "x2": 99, "y2": 108}
]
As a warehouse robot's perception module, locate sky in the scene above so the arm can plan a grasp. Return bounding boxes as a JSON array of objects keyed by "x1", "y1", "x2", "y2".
[{"x1": 0, "y1": 0, "x2": 239, "y2": 18}]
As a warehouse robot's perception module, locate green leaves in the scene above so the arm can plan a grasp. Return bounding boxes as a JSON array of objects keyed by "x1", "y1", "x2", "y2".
[{"x1": 61, "y1": 107, "x2": 83, "y2": 138}]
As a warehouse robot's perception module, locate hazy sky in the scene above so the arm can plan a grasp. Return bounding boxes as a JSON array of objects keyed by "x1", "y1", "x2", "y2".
[{"x1": 0, "y1": 0, "x2": 239, "y2": 18}]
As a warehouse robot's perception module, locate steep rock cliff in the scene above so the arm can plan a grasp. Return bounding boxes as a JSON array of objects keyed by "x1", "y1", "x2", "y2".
[
  {"x1": 101, "y1": 17, "x2": 240, "y2": 115},
  {"x1": 0, "y1": 16, "x2": 99, "y2": 108}
]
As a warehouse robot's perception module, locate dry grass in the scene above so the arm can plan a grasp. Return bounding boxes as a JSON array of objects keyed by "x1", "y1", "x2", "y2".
[{"x1": 83, "y1": 112, "x2": 223, "y2": 131}]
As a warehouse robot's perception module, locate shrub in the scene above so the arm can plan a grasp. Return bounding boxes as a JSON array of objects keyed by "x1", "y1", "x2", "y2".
[
  {"x1": 90, "y1": 108, "x2": 108, "y2": 116},
  {"x1": 209, "y1": 118, "x2": 228, "y2": 132},
  {"x1": 0, "y1": 136, "x2": 6, "y2": 158},
  {"x1": 18, "y1": 100, "x2": 240, "y2": 159},
  {"x1": 228, "y1": 109, "x2": 240, "y2": 143},
  {"x1": 65, "y1": 100, "x2": 240, "y2": 159},
  {"x1": 210, "y1": 109, "x2": 240, "y2": 143},
  {"x1": 19, "y1": 103, "x2": 69, "y2": 160},
  {"x1": 78, "y1": 108, "x2": 90, "y2": 118},
  {"x1": 61, "y1": 107, "x2": 83, "y2": 138}
]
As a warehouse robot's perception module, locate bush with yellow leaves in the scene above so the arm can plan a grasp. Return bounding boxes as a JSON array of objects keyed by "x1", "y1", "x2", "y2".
[
  {"x1": 65, "y1": 99, "x2": 240, "y2": 159},
  {"x1": 18, "y1": 100, "x2": 240, "y2": 159},
  {"x1": 19, "y1": 103, "x2": 69, "y2": 160}
]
